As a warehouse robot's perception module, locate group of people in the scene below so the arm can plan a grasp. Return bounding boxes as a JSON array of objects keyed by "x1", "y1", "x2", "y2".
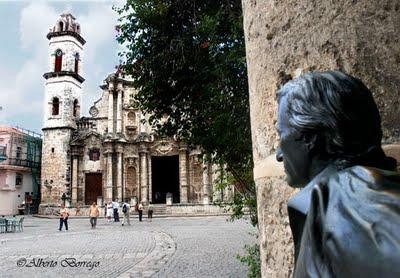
[{"x1": 57, "y1": 201, "x2": 154, "y2": 231}]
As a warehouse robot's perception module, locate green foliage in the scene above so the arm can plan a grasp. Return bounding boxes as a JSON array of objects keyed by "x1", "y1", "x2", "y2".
[
  {"x1": 237, "y1": 243, "x2": 262, "y2": 278},
  {"x1": 114, "y1": 0, "x2": 252, "y2": 187}
]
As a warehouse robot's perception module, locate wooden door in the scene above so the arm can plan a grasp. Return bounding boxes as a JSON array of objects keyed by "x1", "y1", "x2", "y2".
[{"x1": 85, "y1": 173, "x2": 102, "y2": 205}]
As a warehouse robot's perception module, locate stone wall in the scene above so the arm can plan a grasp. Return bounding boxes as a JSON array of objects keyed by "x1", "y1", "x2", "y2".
[
  {"x1": 242, "y1": 0, "x2": 400, "y2": 277},
  {"x1": 41, "y1": 128, "x2": 72, "y2": 204}
]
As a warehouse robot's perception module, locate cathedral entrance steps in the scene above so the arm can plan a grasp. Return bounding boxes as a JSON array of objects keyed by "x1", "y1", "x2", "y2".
[{"x1": 37, "y1": 204, "x2": 233, "y2": 218}]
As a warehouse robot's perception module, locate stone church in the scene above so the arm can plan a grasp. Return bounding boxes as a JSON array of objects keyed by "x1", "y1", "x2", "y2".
[{"x1": 40, "y1": 13, "x2": 232, "y2": 209}]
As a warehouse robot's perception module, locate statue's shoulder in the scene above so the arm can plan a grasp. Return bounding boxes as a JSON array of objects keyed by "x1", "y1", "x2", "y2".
[
  {"x1": 334, "y1": 165, "x2": 400, "y2": 192},
  {"x1": 294, "y1": 165, "x2": 400, "y2": 277}
]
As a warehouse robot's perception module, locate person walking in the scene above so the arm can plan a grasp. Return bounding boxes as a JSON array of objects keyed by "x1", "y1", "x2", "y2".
[
  {"x1": 147, "y1": 202, "x2": 154, "y2": 222},
  {"x1": 106, "y1": 202, "x2": 113, "y2": 223},
  {"x1": 59, "y1": 204, "x2": 69, "y2": 231},
  {"x1": 89, "y1": 202, "x2": 99, "y2": 229},
  {"x1": 121, "y1": 201, "x2": 131, "y2": 226},
  {"x1": 112, "y1": 200, "x2": 120, "y2": 222},
  {"x1": 138, "y1": 202, "x2": 143, "y2": 222}
]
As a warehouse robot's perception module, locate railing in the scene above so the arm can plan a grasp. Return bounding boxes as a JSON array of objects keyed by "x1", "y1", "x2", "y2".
[
  {"x1": 76, "y1": 118, "x2": 96, "y2": 130},
  {"x1": 14, "y1": 126, "x2": 42, "y2": 139},
  {"x1": 2, "y1": 158, "x2": 41, "y2": 169}
]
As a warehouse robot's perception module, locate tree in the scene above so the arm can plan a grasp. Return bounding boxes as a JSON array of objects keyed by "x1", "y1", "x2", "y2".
[{"x1": 115, "y1": 0, "x2": 255, "y2": 223}]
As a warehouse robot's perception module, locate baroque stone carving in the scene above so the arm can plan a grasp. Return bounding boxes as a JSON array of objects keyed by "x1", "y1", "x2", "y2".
[
  {"x1": 276, "y1": 71, "x2": 400, "y2": 277},
  {"x1": 152, "y1": 140, "x2": 175, "y2": 156},
  {"x1": 89, "y1": 106, "x2": 99, "y2": 117}
]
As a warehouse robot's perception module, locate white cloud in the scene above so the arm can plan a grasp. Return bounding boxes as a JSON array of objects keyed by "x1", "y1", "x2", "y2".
[
  {"x1": 19, "y1": 1, "x2": 58, "y2": 49},
  {"x1": 0, "y1": 0, "x2": 122, "y2": 131}
]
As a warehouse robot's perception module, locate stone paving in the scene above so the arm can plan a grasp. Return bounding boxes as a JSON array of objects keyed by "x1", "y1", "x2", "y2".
[{"x1": 0, "y1": 216, "x2": 256, "y2": 277}]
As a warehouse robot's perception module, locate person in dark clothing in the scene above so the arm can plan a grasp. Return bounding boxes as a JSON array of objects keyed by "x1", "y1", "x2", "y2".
[{"x1": 138, "y1": 202, "x2": 143, "y2": 222}]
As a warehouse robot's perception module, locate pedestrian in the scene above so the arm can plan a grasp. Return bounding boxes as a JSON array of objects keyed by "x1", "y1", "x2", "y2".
[
  {"x1": 59, "y1": 204, "x2": 69, "y2": 231},
  {"x1": 89, "y1": 202, "x2": 99, "y2": 229},
  {"x1": 138, "y1": 202, "x2": 143, "y2": 222},
  {"x1": 121, "y1": 201, "x2": 131, "y2": 226},
  {"x1": 112, "y1": 200, "x2": 120, "y2": 222},
  {"x1": 106, "y1": 202, "x2": 113, "y2": 223},
  {"x1": 147, "y1": 202, "x2": 154, "y2": 222}
]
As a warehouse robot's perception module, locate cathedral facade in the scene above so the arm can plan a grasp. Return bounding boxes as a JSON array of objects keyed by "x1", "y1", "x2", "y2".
[{"x1": 40, "y1": 13, "x2": 231, "y2": 208}]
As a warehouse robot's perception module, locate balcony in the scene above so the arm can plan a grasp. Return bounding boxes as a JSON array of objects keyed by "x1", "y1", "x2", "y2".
[
  {"x1": 0, "y1": 146, "x2": 6, "y2": 162},
  {"x1": 1, "y1": 158, "x2": 41, "y2": 169}
]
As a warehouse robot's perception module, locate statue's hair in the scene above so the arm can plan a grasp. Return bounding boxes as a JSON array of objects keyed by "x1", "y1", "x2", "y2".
[{"x1": 277, "y1": 71, "x2": 396, "y2": 170}]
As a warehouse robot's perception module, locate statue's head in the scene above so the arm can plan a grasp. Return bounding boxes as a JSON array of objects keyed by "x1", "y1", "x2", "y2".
[{"x1": 276, "y1": 71, "x2": 395, "y2": 187}]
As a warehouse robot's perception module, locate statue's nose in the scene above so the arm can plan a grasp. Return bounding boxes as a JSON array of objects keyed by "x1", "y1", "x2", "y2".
[{"x1": 276, "y1": 148, "x2": 283, "y2": 162}]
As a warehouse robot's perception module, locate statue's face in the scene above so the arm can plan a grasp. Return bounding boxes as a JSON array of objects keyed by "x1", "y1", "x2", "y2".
[{"x1": 276, "y1": 95, "x2": 312, "y2": 187}]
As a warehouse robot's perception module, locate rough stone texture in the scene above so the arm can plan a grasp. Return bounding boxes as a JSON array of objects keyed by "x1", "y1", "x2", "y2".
[{"x1": 242, "y1": 0, "x2": 400, "y2": 276}]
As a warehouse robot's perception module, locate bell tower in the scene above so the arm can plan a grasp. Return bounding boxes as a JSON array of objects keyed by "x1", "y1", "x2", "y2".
[{"x1": 41, "y1": 13, "x2": 85, "y2": 206}]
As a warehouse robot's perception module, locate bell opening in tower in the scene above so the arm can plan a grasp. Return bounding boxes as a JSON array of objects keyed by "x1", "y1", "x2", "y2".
[{"x1": 151, "y1": 156, "x2": 180, "y2": 204}]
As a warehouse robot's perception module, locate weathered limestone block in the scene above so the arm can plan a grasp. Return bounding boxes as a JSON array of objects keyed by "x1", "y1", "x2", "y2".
[{"x1": 242, "y1": 0, "x2": 400, "y2": 276}]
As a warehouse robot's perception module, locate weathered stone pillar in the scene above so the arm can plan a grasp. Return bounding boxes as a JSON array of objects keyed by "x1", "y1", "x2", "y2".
[
  {"x1": 202, "y1": 161, "x2": 211, "y2": 205},
  {"x1": 116, "y1": 84, "x2": 123, "y2": 133},
  {"x1": 148, "y1": 154, "x2": 152, "y2": 203},
  {"x1": 116, "y1": 145, "x2": 123, "y2": 202},
  {"x1": 105, "y1": 147, "x2": 113, "y2": 203},
  {"x1": 179, "y1": 143, "x2": 189, "y2": 203},
  {"x1": 71, "y1": 155, "x2": 79, "y2": 204},
  {"x1": 242, "y1": 1, "x2": 400, "y2": 277},
  {"x1": 107, "y1": 85, "x2": 114, "y2": 134},
  {"x1": 139, "y1": 146, "x2": 148, "y2": 203}
]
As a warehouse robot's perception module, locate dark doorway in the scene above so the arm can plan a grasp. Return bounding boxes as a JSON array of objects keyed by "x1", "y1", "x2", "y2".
[
  {"x1": 85, "y1": 173, "x2": 102, "y2": 205},
  {"x1": 151, "y1": 156, "x2": 180, "y2": 204}
]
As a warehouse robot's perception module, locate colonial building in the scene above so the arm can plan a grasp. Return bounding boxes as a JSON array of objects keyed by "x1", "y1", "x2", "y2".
[
  {"x1": 0, "y1": 126, "x2": 42, "y2": 215},
  {"x1": 40, "y1": 13, "x2": 232, "y2": 209}
]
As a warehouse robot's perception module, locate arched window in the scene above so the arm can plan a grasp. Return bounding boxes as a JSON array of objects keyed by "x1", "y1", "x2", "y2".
[
  {"x1": 127, "y1": 112, "x2": 136, "y2": 126},
  {"x1": 52, "y1": 97, "x2": 59, "y2": 116},
  {"x1": 74, "y1": 53, "x2": 79, "y2": 74},
  {"x1": 54, "y1": 49, "x2": 63, "y2": 72},
  {"x1": 59, "y1": 21, "x2": 64, "y2": 31},
  {"x1": 73, "y1": 99, "x2": 79, "y2": 117}
]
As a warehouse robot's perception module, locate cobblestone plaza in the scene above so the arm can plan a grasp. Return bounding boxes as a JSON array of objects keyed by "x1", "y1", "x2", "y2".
[{"x1": 0, "y1": 216, "x2": 256, "y2": 277}]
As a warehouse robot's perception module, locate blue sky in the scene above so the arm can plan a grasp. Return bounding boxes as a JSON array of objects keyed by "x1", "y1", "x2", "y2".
[{"x1": 0, "y1": 0, "x2": 123, "y2": 133}]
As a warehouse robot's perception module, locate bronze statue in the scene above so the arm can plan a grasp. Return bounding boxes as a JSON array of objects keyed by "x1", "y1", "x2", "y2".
[{"x1": 276, "y1": 71, "x2": 400, "y2": 277}]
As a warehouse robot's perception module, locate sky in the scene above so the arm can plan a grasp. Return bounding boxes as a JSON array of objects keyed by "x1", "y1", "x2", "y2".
[{"x1": 0, "y1": 0, "x2": 123, "y2": 133}]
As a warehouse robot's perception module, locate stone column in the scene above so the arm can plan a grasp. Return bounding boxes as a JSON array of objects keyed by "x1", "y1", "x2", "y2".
[
  {"x1": 179, "y1": 143, "x2": 189, "y2": 203},
  {"x1": 242, "y1": 1, "x2": 400, "y2": 277},
  {"x1": 116, "y1": 84, "x2": 123, "y2": 133},
  {"x1": 116, "y1": 145, "x2": 123, "y2": 202},
  {"x1": 71, "y1": 155, "x2": 79, "y2": 204},
  {"x1": 148, "y1": 154, "x2": 152, "y2": 203},
  {"x1": 107, "y1": 85, "x2": 114, "y2": 134},
  {"x1": 139, "y1": 146, "x2": 148, "y2": 203},
  {"x1": 202, "y1": 161, "x2": 211, "y2": 205},
  {"x1": 105, "y1": 149, "x2": 113, "y2": 203}
]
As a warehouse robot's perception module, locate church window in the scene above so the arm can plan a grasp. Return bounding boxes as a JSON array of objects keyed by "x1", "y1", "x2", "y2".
[
  {"x1": 54, "y1": 49, "x2": 63, "y2": 72},
  {"x1": 52, "y1": 97, "x2": 59, "y2": 116},
  {"x1": 51, "y1": 148, "x2": 55, "y2": 153},
  {"x1": 16, "y1": 173, "x2": 23, "y2": 186},
  {"x1": 89, "y1": 148, "x2": 100, "y2": 161},
  {"x1": 128, "y1": 112, "x2": 136, "y2": 126},
  {"x1": 74, "y1": 53, "x2": 79, "y2": 74},
  {"x1": 59, "y1": 21, "x2": 64, "y2": 31},
  {"x1": 73, "y1": 99, "x2": 79, "y2": 117}
]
